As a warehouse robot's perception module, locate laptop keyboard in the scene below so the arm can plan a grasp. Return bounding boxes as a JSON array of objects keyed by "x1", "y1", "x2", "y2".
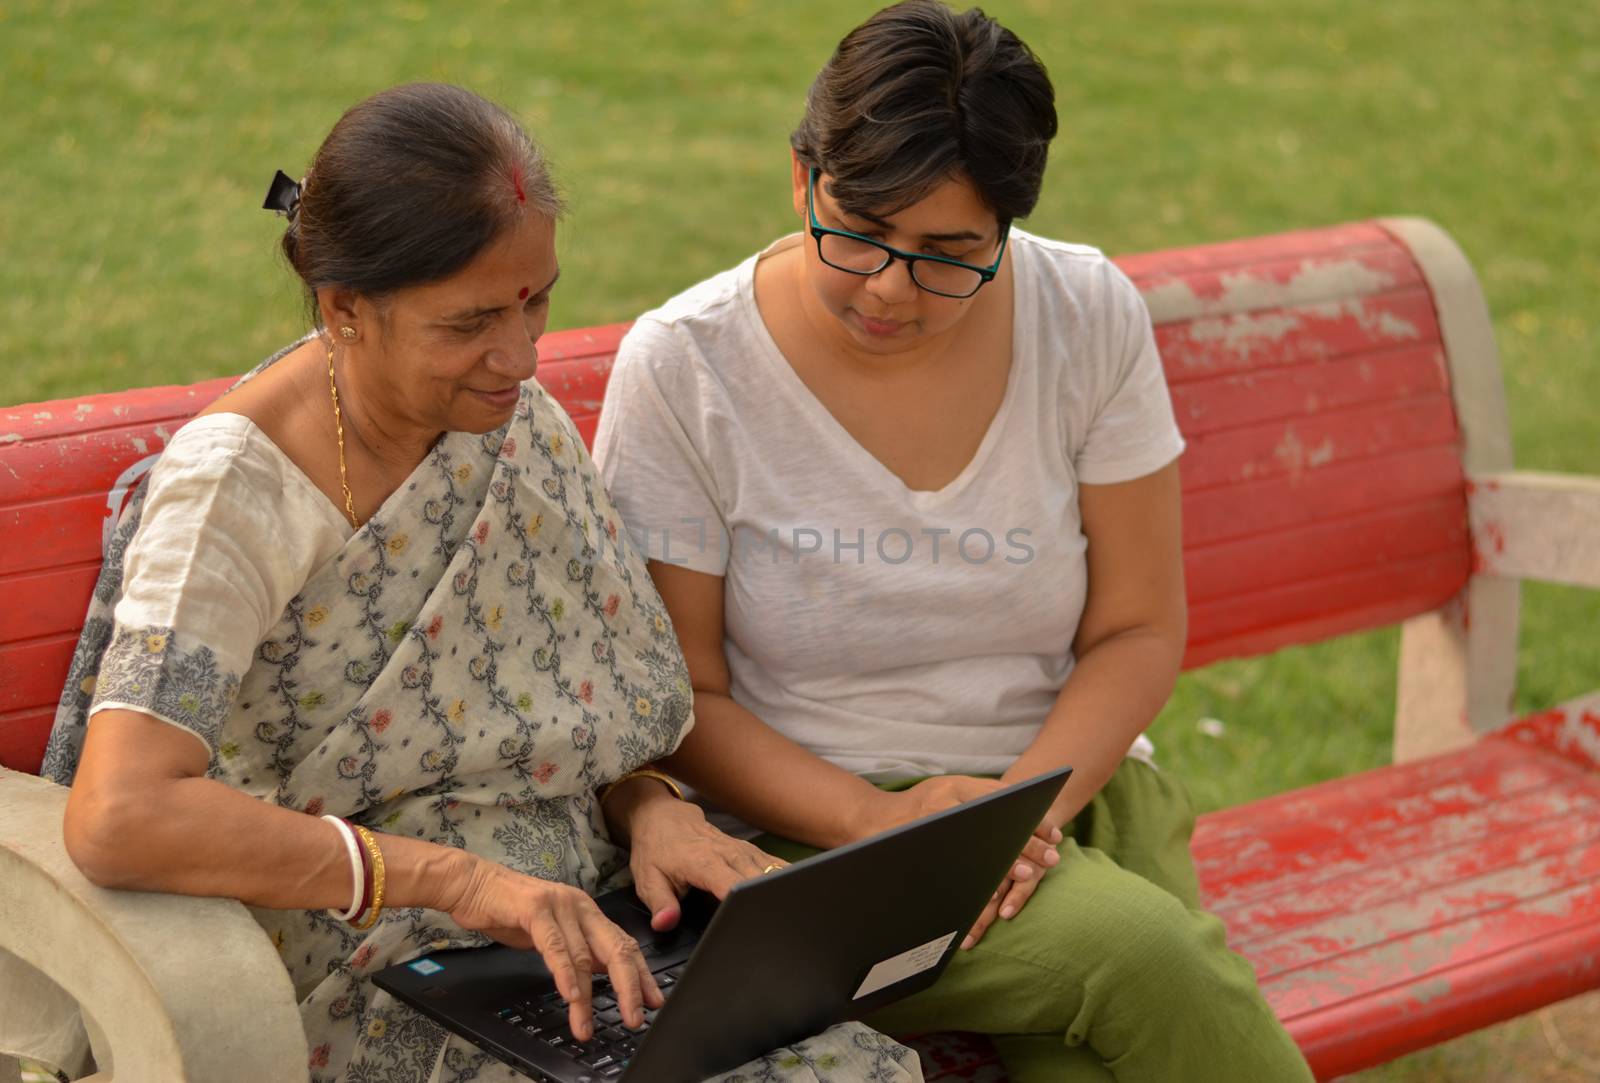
[{"x1": 495, "y1": 962, "x2": 683, "y2": 1079}]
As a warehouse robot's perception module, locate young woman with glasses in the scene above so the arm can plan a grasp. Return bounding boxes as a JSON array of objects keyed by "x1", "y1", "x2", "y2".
[{"x1": 595, "y1": 4, "x2": 1314, "y2": 1079}]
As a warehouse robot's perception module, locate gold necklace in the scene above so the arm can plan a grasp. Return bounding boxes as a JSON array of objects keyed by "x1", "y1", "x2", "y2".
[{"x1": 326, "y1": 341, "x2": 360, "y2": 529}]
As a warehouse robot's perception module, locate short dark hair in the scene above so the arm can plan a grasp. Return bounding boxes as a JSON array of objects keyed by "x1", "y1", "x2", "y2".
[
  {"x1": 791, "y1": 1, "x2": 1057, "y2": 223},
  {"x1": 281, "y1": 83, "x2": 561, "y2": 321}
]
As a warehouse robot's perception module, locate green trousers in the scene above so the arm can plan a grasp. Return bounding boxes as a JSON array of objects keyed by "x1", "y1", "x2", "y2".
[{"x1": 755, "y1": 759, "x2": 1314, "y2": 1083}]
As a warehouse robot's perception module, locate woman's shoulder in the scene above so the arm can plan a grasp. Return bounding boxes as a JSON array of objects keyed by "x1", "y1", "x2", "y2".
[
  {"x1": 633, "y1": 255, "x2": 756, "y2": 329},
  {"x1": 1012, "y1": 228, "x2": 1148, "y2": 322},
  {"x1": 612, "y1": 247, "x2": 777, "y2": 409},
  {"x1": 1013, "y1": 227, "x2": 1107, "y2": 264},
  {"x1": 161, "y1": 409, "x2": 293, "y2": 481},
  {"x1": 159, "y1": 412, "x2": 279, "y2": 480},
  {"x1": 151, "y1": 409, "x2": 344, "y2": 543},
  {"x1": 621, "y1": 242, "x2": 784, "y2": 359},
  {"x1": 1012, "y1": 228, "x2": 1129, "y2": 289}
]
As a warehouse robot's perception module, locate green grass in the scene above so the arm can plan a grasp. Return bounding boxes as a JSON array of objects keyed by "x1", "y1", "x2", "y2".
[{"x1": 4, "y1": 2, "x2": 1597, "y2": 1077}]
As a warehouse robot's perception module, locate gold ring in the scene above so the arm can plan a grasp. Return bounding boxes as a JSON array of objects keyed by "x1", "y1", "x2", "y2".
[{"x1": 761, "y1": 864, "x2": 783, "y2": 874}]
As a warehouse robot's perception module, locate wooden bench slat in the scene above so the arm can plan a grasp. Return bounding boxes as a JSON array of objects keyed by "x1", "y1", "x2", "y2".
[
  {"x1": 1264, "y1": 852, "x2": 1600, "y2": 995},
  {"x1": 1203, "y1": 764, "x2": 1590, "y2": 911},
  {"x1": 1116, "y1": 223, "x2": 1396, "y2": 280},
  {"x1": 1155, "y1": 289, "x2": 1442, "y2": 385},
  {"x1": 1169, "y1": 343, "x2": 1449, "y2": 437},
  {"x1": 1184, "y1": 497, "x2": 1466, "y2": 605},
  {"x1": 1223, "y1": 799, "x2": 1600, "y2": 946},
  {"x1": 1501, "y1": 698, "x2": 1600, "y2": 773},
  {"x1": 1181, "y1": 596, "x2": 1458, "y2": 670},
  {"x1": 0, "y1": 708, "x2": 55, "y2": 774},
  {"x1": 0, "y1": 426, "x2": 171, "y2": 503},
  {"x1": 0, "y1": 377, "x2": 235, "y2": 440},
  {"x1": 1285, "y1": 909, "x2": 1600, "y2": 1079},
  {"x1": 1254, "y1": 838, "x2": 1600, "y2": 982},
  {"x1": 1183, "y1": 444, "x2": 1463, "y2": 548},
  {"x1": 1131, "y1": 245, "x2": 1423, "y2": 322},
  {"x1": 0, "y1": 562, "x2": 102, "y2": 646},
  {"x1": 1188, "y1": 547, "x2": 1466, "y2": 650},
  {"x1": 1180, "y1": 392, "x2": 1461, "y2": 492},
  {"x1": 1, "y1": 492, "x2": 114, "y2": 578},
  {"x1": 1195, "y1": 739, "x2": 1549, "y2": 841},
  {"x1": 0, "y1": 633, "x2": 80, "y2": 715},
  {"x1": 533, "y1": 323, "x2": 632, "y2": 363}
]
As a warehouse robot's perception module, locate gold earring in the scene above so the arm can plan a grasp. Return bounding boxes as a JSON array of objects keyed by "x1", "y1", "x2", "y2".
[{"x1": 339, "y1": 326, "x2": 357, "y2": 340}]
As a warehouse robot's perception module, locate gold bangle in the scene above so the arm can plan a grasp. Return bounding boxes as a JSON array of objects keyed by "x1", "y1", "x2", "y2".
[
  {"x1": 351, "y1": 825, "x2": 386, "y2": 930},
  {"x1": 599, "y1": 767, "x2": 685, "y2": 806}
]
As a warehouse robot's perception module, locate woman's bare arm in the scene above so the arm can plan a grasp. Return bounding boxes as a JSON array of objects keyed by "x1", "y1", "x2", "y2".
[
  {"x1": 649, "y1": 561, "x2": 896, "y2": 850},
  {"x1": 64, "y1": 708, "x2": 466, "y2": 909},
  {"x1": 999, "y1": 460, "x2": 1188, "y2": 825},
  {"x1": 944, "y1": 460, "x2": 1189, "y2": 940},
  {"x1": 63, "y1": 707, "x2": 662, "y2": 1039}
]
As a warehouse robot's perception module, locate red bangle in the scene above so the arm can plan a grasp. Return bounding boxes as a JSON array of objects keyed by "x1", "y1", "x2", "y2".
[{"x1": 349, "y1": 819, "x2": 374, "y2": 921}]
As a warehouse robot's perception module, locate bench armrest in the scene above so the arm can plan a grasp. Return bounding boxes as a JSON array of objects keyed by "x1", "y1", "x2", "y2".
[
  {"x1": 0, "y1": 767, "x2": 308, "y2": 1082},
  {"x1": 1397, "y1": 470, "x2": 1599, "y2": 762},
  {"x1": 1470, "y1": 470, "x2": 1600, "y2": 589}
]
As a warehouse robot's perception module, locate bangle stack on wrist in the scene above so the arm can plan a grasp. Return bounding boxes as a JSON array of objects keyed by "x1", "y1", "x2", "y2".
[
  {"x1": 351, "y1": 824, "x2": 386, "y2": 929},
  {"x1": 322, "y1": 814, "x2": 387, "y2": 929},
  {"x1": 598, "y1": 767, "x2": 685, "y2": 805}
]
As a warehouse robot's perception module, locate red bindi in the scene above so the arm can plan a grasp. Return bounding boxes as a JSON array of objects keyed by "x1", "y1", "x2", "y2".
[{"x1": 518, "y1": 286, "x2": 530, "y2": 300}]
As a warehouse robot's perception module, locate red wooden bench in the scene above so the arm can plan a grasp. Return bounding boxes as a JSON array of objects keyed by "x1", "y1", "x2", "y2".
[{"x1": 3, "y1": 218, "x2": 1598, "y2": 1082}]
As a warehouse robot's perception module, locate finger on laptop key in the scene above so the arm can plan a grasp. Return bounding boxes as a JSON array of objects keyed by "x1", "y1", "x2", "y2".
[
  {"x1": 601, "y1": 927, "x2": 652, "y2": 1023},
  {"x1": 557, "y1": 910, "x2": 597, "y2": 1040},
  {"x1": 591, "y1": 915, "x2": 659, "y2": 1028},
  {"x1": 531, "y1": 914, "x2": 592, "y2": 1041}
]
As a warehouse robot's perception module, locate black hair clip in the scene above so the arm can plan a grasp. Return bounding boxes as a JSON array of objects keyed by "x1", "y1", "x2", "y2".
[{"x1": 263, "y1": 169, "x2": 302, "y2": 219}]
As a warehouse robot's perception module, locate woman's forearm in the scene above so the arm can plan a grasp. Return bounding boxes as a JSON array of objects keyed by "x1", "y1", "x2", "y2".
[
  {"x1": 660, "y1": 690, "x2": 890, "y2": 850},
  {"x1": 1001, "y1": 626, "x2": 1183, "y2": 826},
  {"x1": 64, "y1": 726, "x2": 470, "y2": 914}
]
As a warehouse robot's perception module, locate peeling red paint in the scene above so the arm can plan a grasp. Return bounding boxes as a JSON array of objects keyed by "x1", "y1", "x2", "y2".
[
  {"x1": 1481, "y1": 520, "x2": 1507, "y2": 554},
  {"x1": 1500, "y1": 697, "x2": 1600, "y2": 772}
]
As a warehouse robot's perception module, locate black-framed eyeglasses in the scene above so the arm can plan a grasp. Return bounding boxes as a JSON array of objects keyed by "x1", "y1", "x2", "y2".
[{"x1": 806, "y1": 168, "x2": 1009, "y2": 299}]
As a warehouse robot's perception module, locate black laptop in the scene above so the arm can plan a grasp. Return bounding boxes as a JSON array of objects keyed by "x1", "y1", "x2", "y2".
[{"x1": 375, "y1": 767, "x2": 1070, "y2": 1083}]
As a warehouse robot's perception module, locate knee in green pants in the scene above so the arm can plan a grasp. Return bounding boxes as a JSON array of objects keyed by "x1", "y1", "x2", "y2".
[{"x1": 751, "y1": 761, "x2": 1311, "y2": 1082}]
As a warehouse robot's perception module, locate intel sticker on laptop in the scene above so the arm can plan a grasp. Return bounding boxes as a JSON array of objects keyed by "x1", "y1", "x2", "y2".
[
  {"x1": 852, "y1": 931, "x2": 958, "y2": 1000},
  {"x1": 408, "y1": 958, "x2": 445, "y2": 977}
]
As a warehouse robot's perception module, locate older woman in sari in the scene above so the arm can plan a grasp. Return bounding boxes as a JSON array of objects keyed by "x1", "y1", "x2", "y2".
[{"x1": 38, "y1": 84, "x2": 919, "y2": 1083}]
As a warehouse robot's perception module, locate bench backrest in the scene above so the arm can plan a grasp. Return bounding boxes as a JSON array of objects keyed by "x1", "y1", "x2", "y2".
[{"x1": 0, "y1": 220, "x2": 1498, "y2": 774}]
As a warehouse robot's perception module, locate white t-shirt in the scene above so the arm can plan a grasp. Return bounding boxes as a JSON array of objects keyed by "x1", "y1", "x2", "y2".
[{"x1": 594, "y1": 230, "x2": 1184, "y2": 782}]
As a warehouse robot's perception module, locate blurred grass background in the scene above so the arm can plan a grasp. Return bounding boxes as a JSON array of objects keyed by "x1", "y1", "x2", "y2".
[{"x1": 3, "y1": 1, "x2": 1596, "y2": 1077}]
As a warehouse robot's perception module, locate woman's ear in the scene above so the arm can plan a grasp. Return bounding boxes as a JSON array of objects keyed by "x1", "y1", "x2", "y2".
[
  {"x1": 316, "y1": 287, "x2": 362, "y2": 337},
  {"x1": 790, "y1": 150, "x2": 809, "y2": 219}
]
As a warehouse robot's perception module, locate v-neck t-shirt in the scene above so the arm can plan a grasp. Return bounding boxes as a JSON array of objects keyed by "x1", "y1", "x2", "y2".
[{"x1": 593, "y1": 230, "x2": 1184, "y2": 782}]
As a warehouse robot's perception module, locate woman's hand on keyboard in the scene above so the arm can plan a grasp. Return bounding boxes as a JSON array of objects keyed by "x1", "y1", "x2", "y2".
[
  {"x1": 441, "y1": 855, "x2": 664, "y2": 1040},
  {"x1": 616, "y1": 791, "x2": 787, "y2": 932}
]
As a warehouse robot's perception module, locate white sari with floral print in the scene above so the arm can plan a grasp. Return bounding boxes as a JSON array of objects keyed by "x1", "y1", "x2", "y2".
[{"x1": 36, "y1": 346, "x2": 921, "y2": 1083}]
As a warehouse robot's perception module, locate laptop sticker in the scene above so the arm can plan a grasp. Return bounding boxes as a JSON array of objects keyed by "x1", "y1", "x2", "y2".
[
  {"x1": 407, "y1": 958, "x2": 445, "y2": 976},
  {"x1": 852, "y1": 931, "x2": 959, "y2": 1000}
]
